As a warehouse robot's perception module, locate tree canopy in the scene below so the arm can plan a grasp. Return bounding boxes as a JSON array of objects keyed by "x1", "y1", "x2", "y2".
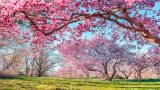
[{"x1": 0, "y1": 0, "x2": 159, "y2": 46}]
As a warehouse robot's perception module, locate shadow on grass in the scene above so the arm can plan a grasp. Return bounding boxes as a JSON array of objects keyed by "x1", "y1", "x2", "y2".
[
  {"x1": 127, "y1": 79, "x2": 160, "y2": 82},
  {"x1": 0, "y1": 77, "x2": 26, "y2": 80}
]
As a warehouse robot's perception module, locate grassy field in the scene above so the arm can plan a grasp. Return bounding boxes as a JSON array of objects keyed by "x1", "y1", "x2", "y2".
[{"x1": 0, "y1": 77, "x2": 160, "y2": 90}]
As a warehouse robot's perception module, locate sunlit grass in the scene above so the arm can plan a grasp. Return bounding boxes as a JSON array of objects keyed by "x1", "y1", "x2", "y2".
[{"x1": 0, "y1": 77, "x2": 160, "y2": 90}]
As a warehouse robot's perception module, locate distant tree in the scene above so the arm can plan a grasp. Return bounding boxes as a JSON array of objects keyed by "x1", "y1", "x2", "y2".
[
  {"x1": 0, "y1": 35, "x2": 28, "y2": 78},
  {"x1": 0, "y1": 47, "x2": 24, "y2": 78},
  {"x1": 87, "y1": 36, "x2": 134, "y2": 81},
  {"x1": 23, "y1": 53, "x2": 32, "y2": 76},
  {"x1": 118, "y1": 62, "x2": 133, "y2": 79},
  {"x1": 58, "y1": 40, "x2": 100, "y2": 78},
  {"x1": 131, "y1": 53, "x2": 150, "y2": 79},
  {"x1": 58, "y1": 35, "x2": 135, "y2": 81},
  {"x1": 147, "y1": 46, "x2": 160, "y2": 78},
  {"x1": 30, "y1": 48, "x2": 56, "y2": 77}
]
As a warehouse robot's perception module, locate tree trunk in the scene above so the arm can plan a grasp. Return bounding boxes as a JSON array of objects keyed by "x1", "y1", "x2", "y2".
[
  {"x1": 108, "y1": 66, "x2": 116, "y2": 81},
  {"x1": 38, "y1": 70, "x2": 42, "y2": 77},
  {"x1": 25, "y1": 67, "x2": 29, "y2": 76},
  {"x1": 38, "y1": 73, "x2": 42, "y2": 77},
  {"x1": 137, "y1": 69, "x2": 142, "y2": 79},
  {"x1": 124, "y1": 71, "x2": 132, "y2": 79},
  {"x1": 125, "y1": 75, "x2": 129, "y2": 79},
  {"x1": 138, "y1": 72, "x2": 142, "y2": 79},
  {"x1": 102, "y1": 62, "x2": 108, "y2": 80},
  {"x1": 86, "y1": 73, "x2": 89, "y2": 78}
]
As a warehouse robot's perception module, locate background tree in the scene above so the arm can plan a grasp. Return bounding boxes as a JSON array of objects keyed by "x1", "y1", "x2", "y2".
[
  {"x1": 117, "y1": 62, "x2": 133, "y2": 79},
  {"x1": 0, "y1": 35, "x2": 27, "y2": 78},
  {"x1": 147, "y1": 46, "x2": 160, "y2": 78},
  {"x1": 58, "y1": 40, "x2": 100, "y2": 78},
  {"x1": 131, "y1": 53, "x2": 150, "y2": 79},
  {"x1": 58, "y1": 34, "x2": 136, "y2": 81},
  {"x1": 86, "y1": 36, "x2": 135, "y2": 81},
  {"x1": 0, "y1": 46, "x2": 25, "y2": 78},
  {"x1": 31, "y1": 48, "x2": 56, "y2": 77}
]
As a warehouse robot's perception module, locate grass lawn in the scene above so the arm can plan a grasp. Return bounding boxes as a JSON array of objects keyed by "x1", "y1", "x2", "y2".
[{"x1": 0, "y1": 77, "x2": 160, "y2": 90}]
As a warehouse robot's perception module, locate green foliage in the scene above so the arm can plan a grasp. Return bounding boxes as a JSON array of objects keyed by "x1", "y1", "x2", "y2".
[{"x1": 0, "y1": 77, "x2": 160, "y2": 90}]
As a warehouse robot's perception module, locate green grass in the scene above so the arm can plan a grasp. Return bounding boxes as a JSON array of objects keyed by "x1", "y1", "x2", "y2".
[{"x1": 0, "y1": 77, "x2": 160, "y2": 90}]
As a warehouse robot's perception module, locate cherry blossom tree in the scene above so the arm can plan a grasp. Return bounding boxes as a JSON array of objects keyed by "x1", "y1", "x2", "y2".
[
  {"x1": 0, "y1": 34, "x2": 29, "y2": 77},
  {"x1": 0, "y1": 0, "x2": 159, "y2": 46},
  {"x1": 0, "y1": 45, "x2": 25, "y2": 78},
  {"x1": 131, "y1": 53, "x2": 151, "y2": 79},
  {"x1": 58, "y1": 34, "x2": 135, "y2": 80},
  {"x1": 86, "y1": 36, "x2": 135, "y2": 81},
  {"x1": 147, "y1": 46, "x2": 160, "y2": 78},
  {"x1": 58, "y1": 40, "x2": 101, "y2": 78},
  {"x1": 117, "y1": 62, "x2": 133, "y2": 79}
]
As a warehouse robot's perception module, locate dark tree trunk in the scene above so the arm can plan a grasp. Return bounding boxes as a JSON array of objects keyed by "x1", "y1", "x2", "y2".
[
  {"x1": 138, "y1": 72, "x2": 142, "y2": 79},
  {"x1": 108, "y1": 66, "x2": 116, "y2": 81},
  {"x1": 37, "y1": 70, "x2": 42, "y2": 77},
  {"x1": 104, "y1": 62, "x2": 108, "y2": 77},
  {"x1": 102, "y1": 62, "x2": 109, "y2": 80},
  {"x1": 86, "y1": 73, "x2": 89, "y2": 78},
  {"x1": 25, "y1": 68, "x2": 29, "y2": 76},
  {"x1": 124, "y1": 71, "x2": 132, "y2": 79},
  {"x1": 125, "y1": 75, "x2": 129, "y2": 79},
  {"x1": 38, "y1": 73, "x2": 42, "y2": 77},
  {"x1": 137, "y1": 69, "x2": 143, "y2": 79}
]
